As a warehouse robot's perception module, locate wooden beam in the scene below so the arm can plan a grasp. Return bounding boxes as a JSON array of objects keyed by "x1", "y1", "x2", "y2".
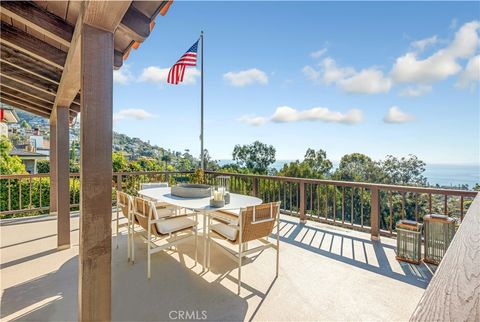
[
  {"x1": 1, "y1": 74, "x2": 81, "y2": 108},
  {"x1": 0, "y1": 1, "x2": 74, "y2": 48},
  {"x1": 83, "y1": 1, "x2": 132, "y2": 32},
  {"x1": 49, "y1": 114, "x2": 57, "y2": 215},
  {"x1": 1, "y1": 45, "x2": 62, "y2": 84},
  {"x1": 114, "y1": 50, "x2": 124, "y2": 69},
  {"x1": 0, "y1": 86, "x2": 53, "y2": 110},
  {"x1": 1, "y1": 76, "x2": 55, "y2": 104},
  {"x1": 52, "y1": 10, "x2": 82, "y2": 110},
  {"x1": 410, "y1": 194, "x2": 480, "y2": 321},
  {"x1": 0, "y1": 22, "x2": 66, "y2": 70},
  {"x1": 0, "y1": 97, "x2": 50, "y2": 118},
  {"x1": 0, "y1": 67, "x2": 58, "y2": 97},
  {"x1": 78, "y1": 24, "x2": 114, "y2": 322},
  {"x1": 56, "y1": 107, "x2": 70, "y2": 249},
  {"x1": 119, "y1": 4, "x2": 151, "y2": 43},
  {"x1": 0, "y1": 91, "x2": 52, "y2": 113}
]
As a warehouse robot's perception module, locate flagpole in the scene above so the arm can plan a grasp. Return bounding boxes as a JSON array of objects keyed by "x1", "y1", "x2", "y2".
[{"x1": 200, "y1": 31, "x2": 205, "y2": 170}]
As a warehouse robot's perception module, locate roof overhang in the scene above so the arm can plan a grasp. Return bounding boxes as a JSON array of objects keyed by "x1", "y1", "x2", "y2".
[{"x1": 0, "y1": 0, "x2": 173, "y2": 121}]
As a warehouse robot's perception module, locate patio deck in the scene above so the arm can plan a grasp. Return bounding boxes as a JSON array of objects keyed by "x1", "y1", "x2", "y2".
[{"x1": 1, "y1": 212, "x2": 433, "y2": 321}]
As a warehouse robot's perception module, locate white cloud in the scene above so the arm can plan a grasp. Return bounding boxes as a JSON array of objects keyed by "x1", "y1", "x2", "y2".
[
  {"x1": 223, "y1": 68, "x2": 268, "y2": 87},
  {"x1": 319, "y1": 57, "x2": 355, "y2": 84},
  {"x1": 139, "y1": 66, "x2": 200, "y2": 85},
  {"x1": 303, "y1": 58, "x2": 390, "y2": 94},
  {"x1": 456, "y1": 55, "x2": 480, "y2": 89},
  {"x1": 302, "y1": 65, "x2": 322, "y2": 83},
  {"x1": 238, "y1": 115, "x2": 269, "y2": 126},
  {"x1": 113, "y1": 109, "x2": 155, "y2": 123},
  {"x1": 271, "y1": 106, "x2": 363, "y2": 124},
  {"x1": 411, "y1": 35, "x2": 438, "y2": 52},
  {"x1": 310, "y1": 48, "x2": 328, "y2": 58},
  {"x1": 113, "y1": 65, "x2": 133, "y2": 84},
  {"x1": 383, "y1": 106, "x2": 415, "y2": 124},
  {"x1": 391, "y1": 21, "x2": 480, "y2": 84},
  {"x1": 338, "y1": 69, "x2": 392, "y2": 94},
  {"x1": 399, "y1": 85, "x2": 432, "y2": 97}
]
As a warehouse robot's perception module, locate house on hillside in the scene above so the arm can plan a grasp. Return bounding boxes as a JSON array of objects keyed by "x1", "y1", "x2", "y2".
[
  {"x1": 0, "y1": 106, "x2": 19, "y2": 137},
  {"x1": 10, "y1": 148, "x2": 48, "y2": 174}
]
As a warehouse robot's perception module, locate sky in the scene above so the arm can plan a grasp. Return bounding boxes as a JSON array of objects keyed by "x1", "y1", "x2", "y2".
[{"x1": 112, "y1": 1, "x2": 480, "y2": 165}]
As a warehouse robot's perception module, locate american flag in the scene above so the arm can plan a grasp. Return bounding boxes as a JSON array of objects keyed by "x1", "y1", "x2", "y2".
[{"x1": 167, "y1": 40, "x2": 199, "y2": 85}]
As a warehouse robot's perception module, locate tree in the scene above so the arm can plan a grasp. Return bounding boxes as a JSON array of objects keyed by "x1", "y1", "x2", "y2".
[
  {"x1": 112, "y1": 152, "x2": 128, "y2": 172},
  {"x1": 232, "y1": 141, "x2": 276, "y2": 174},
  {"x1": 20, "y1": 120, "x2": 30, "y2": 129},
  {"x1": 380, "y1": 154, "x2": 427, "y2": 185},
  {"x1": 333, "y1": 153, "x2": 384, "y2": 182},
  {"x1": 37, "y1": 160, "x2": 50, "y2": 173},
  {"x1": 279, "y1": 149, "x2": 332, "y2": 179},
  {"x1": 0, "y1": 136, "x2": 26, "y2": 174}
]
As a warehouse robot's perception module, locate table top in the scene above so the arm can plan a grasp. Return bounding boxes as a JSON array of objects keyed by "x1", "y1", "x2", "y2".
[{"x1": 138, "y1": 187, "x2": 262, "y2": 212}]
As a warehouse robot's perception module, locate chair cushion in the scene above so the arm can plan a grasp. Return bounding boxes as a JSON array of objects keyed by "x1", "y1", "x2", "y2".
[
  {"x1": 156, "y1": 217, "x2": 196, "y2": 235},
  {"x1": 211, "y1": 222, "x2": 238, "y2": 241},
  {"x1": 156, "y1": 206, "x2": 176, "y2": 219},
  {"x1": 212, "y1": 209, "x2": 240, "y2": 225}
]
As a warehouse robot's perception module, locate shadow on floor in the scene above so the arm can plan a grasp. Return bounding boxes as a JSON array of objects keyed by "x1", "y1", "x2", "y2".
[
  {"x1": 1, "y1": 232, "x2": 249, "y2": 322},
  {"x1": 276, "y1": 217, "x2": 433, "y2": 288}
]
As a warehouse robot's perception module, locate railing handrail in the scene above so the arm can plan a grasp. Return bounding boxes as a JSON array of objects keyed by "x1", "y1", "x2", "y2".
[
  {"x1": 410, "y1": 193, "x2": 480, "y2": 321},
  {"x1": 0, "y1": 170, "x2": 476, "y2": 197},
  {"x1": 206, "y1": 171, "x2": 478, "y2": 197}
]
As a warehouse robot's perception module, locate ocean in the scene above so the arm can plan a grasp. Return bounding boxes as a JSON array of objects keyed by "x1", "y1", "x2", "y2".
[{"x1": 216, "y1": 160, "x2": 479, "y2": 188}]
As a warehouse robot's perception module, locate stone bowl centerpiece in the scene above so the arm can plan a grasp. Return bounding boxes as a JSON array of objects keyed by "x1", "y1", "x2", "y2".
[{"x1": 171, "y1": 183, "x2": 212, "y2": 198}]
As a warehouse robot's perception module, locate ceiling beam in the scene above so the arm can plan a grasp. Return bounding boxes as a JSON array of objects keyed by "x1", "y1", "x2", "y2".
[
  {"x1": 52, "y1": 10, "x2": 82, "y2": 109},
  {"x1": 1, "y1": 77, "x2": 55, "y2": 104},
  {"x1": 1, "y1": 46, "x2": 62, "y2": 84},
  {"x1": 0, "y1": 63, "x2": 58, "y2": 96},
  {"x1": 118, "y1": 4, "x2": 151, "y2": 43},
  {"x1": 0, "y1": 22, "x2": 66, "y2": 70},
  {"x1": 0, "y1": 97, "x2": 51, "y2": 118},
  {"x1": 52, "y1": 1, "x2": 130, "y2": 112},
  {"x1": 0, "y1": 1, "x2": 74, "y2": 48},
  {"x1": 1, "y1": 92, "x2": 52, "y2": 114},
  {"x1": 0, "y1": 86, "x2": 54, "y2": 110},
  {"x1": 83, "y1": 1, "x2": 132, "y2": 32}
]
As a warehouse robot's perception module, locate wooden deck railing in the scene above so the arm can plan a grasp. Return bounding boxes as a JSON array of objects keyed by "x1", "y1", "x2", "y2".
[
  {"x1": 410, "y1": 193, "x2": 480, "y2": 321},
  {"x1": 205, "y1": 171, "x2": 477, "y2": 238},
  {"x1": 0, "y1": 171, "x2": 477, "y2": 239}
]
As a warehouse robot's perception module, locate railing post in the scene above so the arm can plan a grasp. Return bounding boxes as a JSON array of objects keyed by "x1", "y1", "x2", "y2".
[
  {"x1": 116, "y1": 174, "x2": 122, "y2": 192},
  {"x1": 300, "y1": 181, "x2": 306, "y2": 223},
  {"x1": 370, "y1": 187, "x2": 380, "y2": 240},
  {"x1": 252, "y1": 177, "x2": 259, "y2": 197}
]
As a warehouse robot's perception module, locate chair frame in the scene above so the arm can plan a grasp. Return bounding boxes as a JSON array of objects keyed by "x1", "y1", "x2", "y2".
[
  {"x1": 207, "y1": 201, "x2": 281, "y2": 294},
  {"x1": 116, "y1": 191, "x2": 134, "y2": 260},
  {"x1": 131, "y1": 197, "x2": 198, "y2": 279}
]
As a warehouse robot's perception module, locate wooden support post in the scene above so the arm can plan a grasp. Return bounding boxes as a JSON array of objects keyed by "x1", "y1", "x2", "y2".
[
  {"x1": 49, "y1": 116, "x2": 57, "y2": 215},
  {"x1": 370, "y1": 187, "x2": 380, "y2": 240},
  {"x1": 56, "y1": 107, "x2": 70, "y2": 249},
  {"x1": 78, "y1": 23, "x2": 113, "y2": 322},
  {"x1": 299, "y1": 181, "x2": 306, "y2": 223},
  {"x1": 252, "y1": 177, "x2": 259, "y2": 197}
]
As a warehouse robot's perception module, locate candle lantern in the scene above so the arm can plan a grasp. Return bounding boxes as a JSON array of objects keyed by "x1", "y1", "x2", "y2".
[{"x1": 216, "y1": 175, "x2": 231, "y2": 204}]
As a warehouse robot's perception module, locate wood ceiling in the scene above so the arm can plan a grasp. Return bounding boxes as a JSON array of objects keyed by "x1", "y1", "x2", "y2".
[{"x1": 0, "y1": 0, "x2": 171, "y2": 121}]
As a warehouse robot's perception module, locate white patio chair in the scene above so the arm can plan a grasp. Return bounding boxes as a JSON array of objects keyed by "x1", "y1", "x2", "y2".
[
  {"x1": 132, "y1": 196, "x2": 198, "y2": 278},
  {"x1": 208, "y1": 201, "x2": 281, "y2": 294},
  {"x1": 116, "y1": 191, "x2": 134, "y2": 261}
]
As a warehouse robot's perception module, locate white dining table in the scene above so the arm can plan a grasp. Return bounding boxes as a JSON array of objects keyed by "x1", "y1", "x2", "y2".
[{"x1": 138, "y1": 187, "x2": 262, "y2": 269}]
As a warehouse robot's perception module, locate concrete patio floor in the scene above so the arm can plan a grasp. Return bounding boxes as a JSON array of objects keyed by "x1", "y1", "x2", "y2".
[{"x1": 0, "y1": 212, "x2": 433, "y2": 321}]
